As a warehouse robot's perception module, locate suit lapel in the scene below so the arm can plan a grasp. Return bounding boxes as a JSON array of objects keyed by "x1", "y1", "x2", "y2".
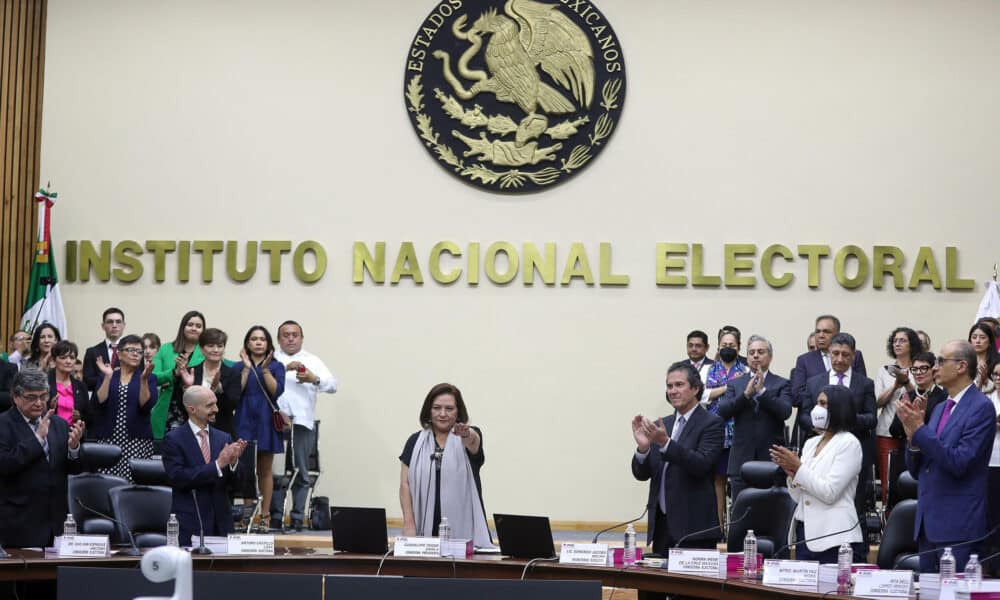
[
  {"x1": 675, "y1": 408, "x2": 697, "y2": 444},
  {"x1": 942, "y1": 391, "x2": 974, "y2": 437}
]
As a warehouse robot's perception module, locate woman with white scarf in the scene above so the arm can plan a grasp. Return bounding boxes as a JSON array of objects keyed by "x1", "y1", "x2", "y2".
[{"x1": 399, "y1": 383, "x2": 493, "y2": 548}]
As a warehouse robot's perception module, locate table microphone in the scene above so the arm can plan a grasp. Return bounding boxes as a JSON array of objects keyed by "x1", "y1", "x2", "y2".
[
  {"x1": 592, "y1": 507, "x2": 647, "y2": 544},
  {"x1": 674, "y1": 507, "x2": 752, "y2": 548},
  {"x1": 75, "y1": 497, "x2": 141, "y2": 556},
  {"x1": 190, "y1": 490, "x2": 212, "y2": 555},
  {"x1": 773, "y1": 517, "x2": 860, "y2": 558},
  {"x1": 895, "y1": 523, "x2": 1000, "y2": 565}
]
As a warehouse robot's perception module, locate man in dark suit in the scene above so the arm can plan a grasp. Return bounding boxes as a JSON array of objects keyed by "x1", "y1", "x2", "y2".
[
  {"x1": 790, "y1": 314, "x2": 867, "y2": 447},
  {"x1": 0, "y1": 360, "x2": 17, "y2": 412},
  {"x1": 0, "y1": 368, "x2": 85, "y2": 548},
  {"x1": 632, "y1": 361, "x2": 724, "y2": 555},
  {"x1": 718, "y1": 334, "x2": 792, "y2": 500},
  {"x1": 898, "y1": 340, "x2": 997, "y2": 572},
  {"x1": 799, "y1": 332, "x2": 877, "y2": 549},
  {"x1": 81, "y1": 307, "x2": 126, "y2": 391},
  {"x1": 162, "y1": 386, "x2": 247, "y2": 546},
  {"x1": 684, "y1": 330, "x2": 714, "y2": 372}
]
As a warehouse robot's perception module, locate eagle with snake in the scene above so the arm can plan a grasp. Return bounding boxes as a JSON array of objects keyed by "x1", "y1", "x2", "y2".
[{"x1": 432, "y1": 0, "x2": 595, "y2": 116}]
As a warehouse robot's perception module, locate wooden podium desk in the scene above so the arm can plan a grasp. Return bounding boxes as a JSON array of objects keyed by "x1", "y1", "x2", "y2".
[{"x1": 0, "y1": 547, "x2": 857, "y2": 600}]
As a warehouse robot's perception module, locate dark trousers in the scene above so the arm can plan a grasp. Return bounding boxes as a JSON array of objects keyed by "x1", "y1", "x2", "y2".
[
  {"x1": 651, "y1": 508, "x2": 719, "y2": 555},
  {"x1": 918, "y1": 532, "x2": 978, "y2": 573},
  {"x1": 729, "y1": 476, "x2": 747, "y2": 503},
  {"x1": 270, "y1": 423, "x2": 315, "y2": 522},
  {"x1": 793, "y1": 521, "x2": 866, "y2": 563}
]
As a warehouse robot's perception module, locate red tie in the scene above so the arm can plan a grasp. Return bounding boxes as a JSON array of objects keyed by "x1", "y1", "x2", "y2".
[
  {"x1": 110, "y1": 344, "x2": 119, "y2": 367},
  {"x1": 198, "y1": 429, "x2": 211, "y2": 464}
]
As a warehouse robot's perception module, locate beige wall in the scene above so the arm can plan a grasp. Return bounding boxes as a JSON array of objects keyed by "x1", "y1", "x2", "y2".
[{"x1": 40, "y1": 0, "x2": 999, "y2": 522}]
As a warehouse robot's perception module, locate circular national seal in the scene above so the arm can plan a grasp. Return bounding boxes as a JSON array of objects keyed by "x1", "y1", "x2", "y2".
[{"x1": 403, "y1": 0, "x2": 627, "y2": 193}]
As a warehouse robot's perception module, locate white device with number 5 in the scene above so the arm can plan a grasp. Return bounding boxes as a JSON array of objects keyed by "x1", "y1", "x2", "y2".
[{"x1": 133, "y1": 546, "x2": 192, "y2": 600}]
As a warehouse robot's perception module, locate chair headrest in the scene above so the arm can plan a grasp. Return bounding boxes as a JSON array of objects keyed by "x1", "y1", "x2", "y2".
[
  {"x1": 80, "y1": 443, "x2": 122, "y2": 470},
  {"x1": 129, "y1": 458, "x2": 167, "y2": 486},
  {"x1": 896, "y1": 471, "x2": 918, "y2": 501},
  {"x1": 741, "y1": 461, "x2": 783, "y2": 488}
]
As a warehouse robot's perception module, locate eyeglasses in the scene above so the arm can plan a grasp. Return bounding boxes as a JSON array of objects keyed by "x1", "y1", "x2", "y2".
[
  {"x1": 909, "y1": 365, "x2": 932, "y2": 374},
  {"x1": 991, "y1": 371, "x2": 1000, "y2": 380},
  {"x1": 12, "y1": 336, "x2": 30, "y2": 342},
  {"x1": 120, "y1": 347, "x2": 143, "y2": 355},
  {"x1": 19, "y1": 393, "x2": 47, "y2": 404},
  {"x1": 936, "y1": 357, "x2": 965, "y2": 366}
]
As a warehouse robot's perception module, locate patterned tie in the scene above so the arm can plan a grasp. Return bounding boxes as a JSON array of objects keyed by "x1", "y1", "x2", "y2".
[
  {"x1": 658, "y1": 416, "x2": 687, "y2": 512},
  {"x1": 110, "y1": 343, "x2": 118, "y2": 367},
  {"x1": 198, "y1": 429, "x2": 211, "y2": 464},
  {"x1": 936, "y1": 399, "x2": 956, "y2": 435},
  {"x1": 836, "y1": 372, "x2": 845, "y2": 386},
  {"x1": 30, "y1": 419, "x2": 49, "y2": 461}
]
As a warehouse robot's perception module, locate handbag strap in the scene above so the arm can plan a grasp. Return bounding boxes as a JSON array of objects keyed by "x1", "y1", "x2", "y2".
[{"x1": 249, "y1": 364, "x2": 280, "y2": 413}]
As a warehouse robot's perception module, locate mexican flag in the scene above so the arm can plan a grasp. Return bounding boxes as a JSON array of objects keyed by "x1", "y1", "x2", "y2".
[{"x1": 19, "y1": 188, "x2": 68, "y2": 338}]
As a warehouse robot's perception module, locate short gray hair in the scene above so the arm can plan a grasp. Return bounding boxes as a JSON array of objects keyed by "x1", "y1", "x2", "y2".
[
  {"x1": 12, "y1": 368, "x2": 49, "y2": 397},
  {"x1": 747, "y1": 334, "x2": 773, "y2": 356}
]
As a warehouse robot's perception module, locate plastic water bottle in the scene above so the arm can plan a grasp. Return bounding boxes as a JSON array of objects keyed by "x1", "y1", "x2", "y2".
[
  {"x1": 63, "y1": 513, "x2": 77, "y2": 536},
  {"x1": 438, "y1": 516, "x2": 451, "y2": 555},
  {"x1": 939, "y1": 546, "x2": 956, "y2": 581},
  {"x1": 623, "y1": 523, "x2": 636, "y2": 567},
  {"x1": 743, "y1": 529, "x2": 758, "y2": 579},
  {"x1": 166, "y1": 513, "x2": 180, "y2": 547},
  {"x1": 964, "y1": 553, "x2": 982, "y2": 588},
  {"x1": 837, "y1": 542, "x2": 853, "y2": 593}
]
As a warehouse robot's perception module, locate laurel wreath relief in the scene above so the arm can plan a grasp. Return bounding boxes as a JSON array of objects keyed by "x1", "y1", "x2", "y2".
[{"x1": 407, "y1": 74, "x2": 622, "y2": 190}]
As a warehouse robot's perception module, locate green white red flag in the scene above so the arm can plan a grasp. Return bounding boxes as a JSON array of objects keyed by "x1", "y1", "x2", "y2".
[{"x1": 19, "y1": 188, "x2": 68, "y2": 338}]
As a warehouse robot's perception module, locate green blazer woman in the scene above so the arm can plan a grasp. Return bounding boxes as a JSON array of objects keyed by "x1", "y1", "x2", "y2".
[{"x1": 150, "y1": 310, "x2": 206, "y2": 439}]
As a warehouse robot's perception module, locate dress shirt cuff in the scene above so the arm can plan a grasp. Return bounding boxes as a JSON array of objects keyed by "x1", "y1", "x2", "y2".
[
  {"x1": 660, "y1": 440, "x2": 671, "y2": 453},
  {"x1": 68, "y1": 445, "x2": 80, "y2": 460},
  {"x1": 317, "y1": 375, "x2": 338, "y2": 393},
  {"x1": 634, "y1": 449, "x2": 649, "y2": 463},
  {"x1": 214, "y1": 461, "x2": 224, "y2": 477}
]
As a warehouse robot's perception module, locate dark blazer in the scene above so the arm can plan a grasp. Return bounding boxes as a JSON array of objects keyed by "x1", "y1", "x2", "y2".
[
  {"x1": 82, "y1": 340, "x2": 113, "y2": 392},
  {"x1": 168, "y1": 364, "x2": 241, "y2": 436},
  {"x1": 907, "y1": 384, "x2": 996, "y2": 543},
  {"x1": 800, "y1": 371, "x2": 877, "y2": 475},
  {"x1": 0, "y1": 407, "x2": 81, "y2": 547},
  {"x1": 47, "y1": 372, "x2": 91, "y2": 430},
  {"x1": 888, "y1": 386, "x2": 948, "y2": 440},
  {"x1": 631, "y1": 405, "x2": 724, "y2": 547},
  {"x1": 790, "y1": 349, "x2": 868, "y2": 408},
  {"x1": 88, "y1": 371, "x2": 157, "y2": 439},
  {"x1": 0, "y1": 360, "x2": 17, "y2": 413},
  {"x1": 162, "y1": 424, "x2": 237, "y2": 546},
  {"x1": 717, "y1": 372, "x2": 793, "y2": 477},
  {"x1": 685, "y1": 357, "x2": 715, "y2": 371}
]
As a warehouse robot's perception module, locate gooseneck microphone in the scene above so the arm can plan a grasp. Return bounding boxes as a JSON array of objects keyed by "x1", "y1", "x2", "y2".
[
  {"x1": 75, "y1": 497, "x2": 141, "y2": 556},
  {"x1": 593, "y1": 507, "x2": 648, "y2": 544},
  {"x1": 674, "y1": 507, "x2": 752, "y2": 548},
  {"x1": 773, "y1": 517, "x2": 860, "y2": 558},
  {"x1": 190, "y1": 489, "x2": 212, "y2": 555},
  {"x1": 895, "y1": 523, "x2": 1000, "y2": 566}
]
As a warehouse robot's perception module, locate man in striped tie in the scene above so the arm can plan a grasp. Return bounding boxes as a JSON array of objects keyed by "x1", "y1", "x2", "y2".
[
  {"x1": 162, "y1": 386, "x2": 247, "y2": 546},
  {"x1": 898, "y1": 340, "x2": 997, "y2": 573}
]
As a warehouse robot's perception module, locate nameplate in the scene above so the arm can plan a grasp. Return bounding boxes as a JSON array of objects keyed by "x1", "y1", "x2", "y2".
[
  {"x1": 762, "y1": 559, "x2": 819, "y2": 587},
  {"x1": 58, "y1": 535, "x2": 110, "y2": 558},
  {"x1": 393, "y1": 536, "x2": 442, "y2": 558},
  {"x1": 226, "y1": 534, "x2": 275, "y2": 555},
  {"x1": 559, "y1": 543, "x2": 609, "y2": 566},
  {"x1": 852, "y1": 569, "x2": 913, "y2": 598},
  {"x1": 667, "y1": 548, "x2": 720, "y2": 575}
]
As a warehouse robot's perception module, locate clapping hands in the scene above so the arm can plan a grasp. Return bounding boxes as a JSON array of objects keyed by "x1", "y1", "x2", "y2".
[{"x1": 631, "y1": 415, "x2": 668, "y2": 453}]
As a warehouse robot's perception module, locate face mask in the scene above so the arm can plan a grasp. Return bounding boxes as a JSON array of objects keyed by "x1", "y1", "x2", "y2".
[
  {"x1": 811, "y1": 405, "x2": 828, "y2": 431},
  {"x1": 719, "y1": 348, "x2": 738, "y2": 363}
]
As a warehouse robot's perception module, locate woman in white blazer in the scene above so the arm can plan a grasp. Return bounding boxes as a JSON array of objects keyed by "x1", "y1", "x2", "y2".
[{"x1": 771, "y1": 385, "x2": 864, "y2": 562}]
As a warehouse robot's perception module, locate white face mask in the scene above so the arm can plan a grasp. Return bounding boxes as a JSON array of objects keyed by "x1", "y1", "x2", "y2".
[{"x1": 811, "y1": 405, "x2": 829, "y2": 431}]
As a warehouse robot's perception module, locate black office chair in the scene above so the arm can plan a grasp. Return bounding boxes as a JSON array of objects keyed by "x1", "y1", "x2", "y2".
[
  {"x1": 68, "y1": 473, "x2": 128, "y2": 538},
  {"x1": 129, "y1": 457, "x2": 168, "y2": 486},
  {"x1": 875, "y1": 472, "x2": 919, "y2": 572},
  {"x1": 108, "y1": 484, "x2": 172, "y2": 548},
  {"x1": 727, "y1": 461, "x2": 798, "y2": 558},
  {"x1": 79, "y1": 442, "x2": 122, "y2": 473}
]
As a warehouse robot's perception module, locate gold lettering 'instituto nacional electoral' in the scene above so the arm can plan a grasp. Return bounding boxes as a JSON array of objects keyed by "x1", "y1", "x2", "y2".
[{"x1": 404, "y1": 0, "x2": 627, "y2": 192}]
